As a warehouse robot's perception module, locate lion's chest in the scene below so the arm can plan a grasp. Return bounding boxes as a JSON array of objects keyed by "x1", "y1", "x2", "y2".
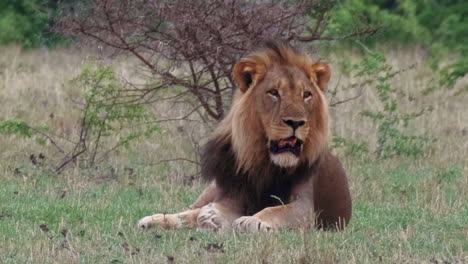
[
  {"x1": 201, "y1": 141, "x2": 316, "y2": 215},
  {"x1": 239, "y1": 166, "x2": 312, "y2": 215}
]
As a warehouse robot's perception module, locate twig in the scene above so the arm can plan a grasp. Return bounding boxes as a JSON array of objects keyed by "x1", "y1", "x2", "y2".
[
  {"x1": 291, "y1": 27, "x2": 381, "y2": 42},
  {"x1": 27, "y1": 126, "x2": 66, "y2": 154},
  {"x1": 330, "y1": 93, "x2": 363, "y2": 107},
  {"x1": 148, "y1": 158, "x2": 200, "y2": 167}
]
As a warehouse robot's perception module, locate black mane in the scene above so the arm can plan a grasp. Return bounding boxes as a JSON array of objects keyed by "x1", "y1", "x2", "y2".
[{"x1": 201, "y1": 136, "x2": 318, "y2": 215}]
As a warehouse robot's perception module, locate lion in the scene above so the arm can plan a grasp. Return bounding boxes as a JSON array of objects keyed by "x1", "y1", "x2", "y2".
[{"x1": 138, "y1": 43, "x2": 352, "y2": 232}]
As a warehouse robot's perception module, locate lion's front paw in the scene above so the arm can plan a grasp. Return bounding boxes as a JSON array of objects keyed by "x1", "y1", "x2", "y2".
[
  {"x1": 138, "y1": 215, "x2": 154, "y2": 229},
  {"x1": 233, "y1": 216, "x2": 274, "y2": 232},
  {"x1": 138, "y1": 214, "x2": 180, "y2": 230},
  {"x1": 197, "y1": 204, "x2": 226, "y2": 231}
]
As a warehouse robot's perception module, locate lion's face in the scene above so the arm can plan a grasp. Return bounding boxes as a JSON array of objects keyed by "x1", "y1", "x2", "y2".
[
  {"x1": 225, "y1": 44, "x2": 331, "y2": 170},
  {"x1": 253, "y1": 65, "x2": 317, "y2": 167}
]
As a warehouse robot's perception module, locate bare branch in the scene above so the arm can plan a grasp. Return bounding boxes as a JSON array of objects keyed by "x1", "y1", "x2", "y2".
[
  {"x1": 57, "y1": 0, "x2": 346, "y2": 121},
  {"x1": 292, "y1": 27, "x2": 382, "y2": 42},
  {"x1": 330, "y1": 93, "x2": 363, "y2": 107},
  {"x1": 148, "y1": 158, "x2": 200, "y2": 167}
]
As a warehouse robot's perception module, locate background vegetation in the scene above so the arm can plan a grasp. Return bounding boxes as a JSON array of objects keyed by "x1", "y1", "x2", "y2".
[
  {"x1": 327, "y1": 0, "x2": 468, "y2": 89},
  {"x1": 0, "y1": 0, "x2": 68, "y2": 48},
  {"x1": 0, "y1": 0, "x2": 466, "y2": 263}
]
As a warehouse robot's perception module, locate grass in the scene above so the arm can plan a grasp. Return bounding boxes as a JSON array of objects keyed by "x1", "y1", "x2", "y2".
[
  {"x1": 0, "y1": 45, "x2": 467, "y2": 263},
  {"x1": 0, "y1": 161, "x2": 465, "y2": 263}
]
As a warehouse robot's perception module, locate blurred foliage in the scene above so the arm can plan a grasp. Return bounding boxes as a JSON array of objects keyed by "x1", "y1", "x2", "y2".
[
  {"x1": 2, "y1": 0, "x2": 466, "y2": 87},
  {"x1": 0, "y1": 119, "x2": 35, "y2": 138},
  {"x1": 327, "y1": 0, "x2": 468, "y2": 89},
  {"x1": 0, "y1": 65, "x2": 161, "y2": 173},
  {"x1": 0, "y1": 0, "x2": 66, "y2": 48},
  {"x1": 332, "y1": 136, "x2": 368, "y2": 158},
  {"x1": 59, "y1": 64, "x2": 160, "y2": 170},
  {"x1": 0, "y1": 119, "x2": 49, "y2": 145},
  {"x1": 332, "y1": 50, "x2": 432, "y2": 159},
  {"x1": 357, "y1": 52, "x2": 431, "y2": 159}
]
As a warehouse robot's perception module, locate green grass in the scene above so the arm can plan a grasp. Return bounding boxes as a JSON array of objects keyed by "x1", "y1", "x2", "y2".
[{"x1": 0, "y1": 160, "x2": 465, "y2": 263}]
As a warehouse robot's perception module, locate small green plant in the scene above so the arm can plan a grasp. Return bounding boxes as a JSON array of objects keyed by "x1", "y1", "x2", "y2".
[
  {"x1": 54, "y1": 64, "x2": 160, "y2": 172},
  {"x1": 0, "y1": 119, "x2": 35, "y2": 137},
  {"x1": 1, "y1": 64, "x2": 160, "y2": 173},
  {"x1": 0, "y1": 119, "x2": 52, "y2": 146},
  {"x1": 356, "y1": 52, "x2": 430, "y2": 159},
  {"x1": 331, "y1": 136, "x2": 368, "y2": 158}
]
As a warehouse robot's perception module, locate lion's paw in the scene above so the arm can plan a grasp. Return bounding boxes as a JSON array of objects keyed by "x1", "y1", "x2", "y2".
[
  {"x1": 138, "y1": 215, "x2": 154, "y2": 229},
  {"x1": 138, "y1": 214, "x2": 180, "y2": 230},
  {"x1": 233, "y1": 216, "x2": 274, "y2": 232},
  {"x1": 197, "y1": 204, "x2": 226, "y2": 231}
]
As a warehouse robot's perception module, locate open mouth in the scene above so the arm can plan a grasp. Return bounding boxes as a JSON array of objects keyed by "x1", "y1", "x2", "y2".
[{"x1": 269, "y1": 136, "x2": 303, "y2": 156}]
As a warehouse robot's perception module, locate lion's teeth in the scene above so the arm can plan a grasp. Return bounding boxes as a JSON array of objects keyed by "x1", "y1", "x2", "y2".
[{"x1": 277, "y1": 138, "x2": 299, "y2": 149}]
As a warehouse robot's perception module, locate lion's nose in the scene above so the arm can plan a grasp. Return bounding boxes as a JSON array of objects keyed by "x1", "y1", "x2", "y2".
[{"x1": 283, "y1": 119, "x2": 306, "y2": 130}]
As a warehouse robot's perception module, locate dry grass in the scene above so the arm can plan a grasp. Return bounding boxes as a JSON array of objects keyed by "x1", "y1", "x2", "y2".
[
  {"x1": 1, "y1": 45, "x2": 467, "y2": 169},
  {"x1": 327, "y1": 45, "x2": 468, "y2": 168},
  {"x1": 0, "y1": 45, "x2": 466, "y2": 263}
]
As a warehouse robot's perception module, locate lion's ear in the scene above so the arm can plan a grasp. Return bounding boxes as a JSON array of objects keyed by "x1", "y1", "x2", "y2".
[
  {"x1": 233, "y1": 61, "x2": 263, "y2": 93},
  {"x1": 311, "y1": 62, "x2": 331, "y2": 91}
]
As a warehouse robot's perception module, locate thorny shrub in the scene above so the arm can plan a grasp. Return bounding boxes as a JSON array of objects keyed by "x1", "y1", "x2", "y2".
[
  {"x1": 55, "y1": 0, "x2": 377, "y2": 121},
  {"x1": 333, "y1": 51, "x2": 431, "y2": 159},
  {"x1": 0, "y1": 65, "x2": 160, "y2": 173}
]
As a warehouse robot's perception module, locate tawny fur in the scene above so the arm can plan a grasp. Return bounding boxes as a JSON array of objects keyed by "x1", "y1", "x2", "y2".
[{"x1": 138, "y1": 43, "x2": 351, "y2": 232}]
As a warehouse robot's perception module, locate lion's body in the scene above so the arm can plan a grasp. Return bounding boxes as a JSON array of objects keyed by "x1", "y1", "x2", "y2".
[
  {"x1": 313, "y1": 152, "x2": 351, "y2": 228},
  {"x1": 139, "y1": 43, "x2": 352, "y2": 232}
]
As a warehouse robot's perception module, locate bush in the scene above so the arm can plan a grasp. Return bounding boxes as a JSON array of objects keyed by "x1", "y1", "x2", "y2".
[
  {"x1": 54, "y1": 64, "x2": 160, "y2": 172},
  {"x1": 0, "y1": 0, "x2": 65, "y2": 48},
  {"x1": 356, "y1": 52, "x2": 430, "y2": 159},
  {"x1": 327, "y1": 0, "x2": 468, "y2": 89},
  {"x1": 0, "y1": 64, "x2": 160, "y2": 173},
  {"x1": 331, "y1": 49, "x2": 432, "y2": 159}
]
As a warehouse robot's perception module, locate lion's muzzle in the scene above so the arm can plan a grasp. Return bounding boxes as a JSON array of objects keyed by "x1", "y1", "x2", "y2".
[{"x1": 269, "y1": 136, "x2": 303, "y2": 156}]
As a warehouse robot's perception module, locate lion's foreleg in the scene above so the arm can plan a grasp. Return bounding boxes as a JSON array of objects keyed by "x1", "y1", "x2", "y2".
[
  {"x1": 138, "y1": 181, "x2": 221, "y2": 230},
  {"x1": 233, "y1": 177, "x2": 315, "y2": 232},
  {"x1": 197, "y1": 199, "x2": 243, "y2": 232},
  {"x1": 138, "y1": 208, "x2": 201, "y2": 230},
  {"x1": 189, "y1": 181, "x2": 220, "y2": 209},
  {"x1": 233, "y1": 199, "x2": 313, "y2": 232}
]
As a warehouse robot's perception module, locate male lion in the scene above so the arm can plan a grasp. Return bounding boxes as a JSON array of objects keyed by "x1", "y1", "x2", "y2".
[{"x1": 139, "y1": 43, "x2": 352, "y2": 232}]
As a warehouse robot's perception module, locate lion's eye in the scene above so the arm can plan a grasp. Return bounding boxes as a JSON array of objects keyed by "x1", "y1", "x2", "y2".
[
  {"x1": 267, "y1": 89, "x2": 280, "y2": 97},
  {"x1": 303, "y1": 91, "x2": 312, "y2": 100}
]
